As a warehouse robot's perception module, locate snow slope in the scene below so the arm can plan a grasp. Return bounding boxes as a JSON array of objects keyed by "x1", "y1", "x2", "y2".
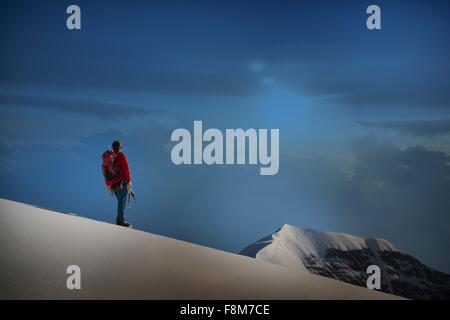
[
  {"x1": 0, "y1": 199, "x2": 401, "y2": 300},
  {"x1": 240, "y1": 224, "x2": 450, "y2": 299}
]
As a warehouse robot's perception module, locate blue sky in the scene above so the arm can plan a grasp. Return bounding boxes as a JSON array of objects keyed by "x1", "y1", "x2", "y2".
[{"x1": 1, "y1": 0, "x2": 450, "y2": 272}]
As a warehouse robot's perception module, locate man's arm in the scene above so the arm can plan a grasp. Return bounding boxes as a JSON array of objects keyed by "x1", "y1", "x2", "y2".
[{"x1": 118, "y1": 153, "x2": 131, "y2": 183}]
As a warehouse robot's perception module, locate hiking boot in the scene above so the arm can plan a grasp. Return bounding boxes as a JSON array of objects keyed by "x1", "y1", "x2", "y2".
[{"x1": 116, "y1": 220, "x2": 131, "y2": 227}]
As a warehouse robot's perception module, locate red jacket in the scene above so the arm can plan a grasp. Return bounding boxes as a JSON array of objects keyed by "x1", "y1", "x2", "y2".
[{"x1": 109, "y1": 151, "x2": 132, "y2": 186}]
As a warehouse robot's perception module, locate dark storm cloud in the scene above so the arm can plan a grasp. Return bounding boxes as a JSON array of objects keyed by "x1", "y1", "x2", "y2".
[
  {"x1": 352, "y1": 136, "x2": 450, "y2": 185},
  {"x1": 100, "y1": 69, "x2": 266, "y2": 97},
  {"x1": 358, "y1": 119, "x2": 450, "y2": 137},
  {"x1": 2, "y1": 0, "x2": 449, "y2": 103},
  {"x1": 281, "y1": 64, "x2": 450, "y2": 109},
  {"x1": 0, "y1": 93, "x2": 163, "y2": 119},
  {"x1": 1, "y1": 62, "x2": 267, "y2": 97},
  {"x1": 348, "y1": 136, "x2": 450, "y2": 272},
  {"x1": 333, "y1": 81, "x2": 450, "y2": 109}
]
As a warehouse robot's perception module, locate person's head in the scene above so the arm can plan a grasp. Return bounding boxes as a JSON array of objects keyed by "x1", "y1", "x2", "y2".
[{"x1": 112, "y1": 140, "x2": 122, "y2": 152}]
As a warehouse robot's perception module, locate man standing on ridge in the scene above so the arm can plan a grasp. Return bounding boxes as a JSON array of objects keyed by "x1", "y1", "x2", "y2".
[{"x1": 107, "y1": 140, "x2": 133, "y2": 227}]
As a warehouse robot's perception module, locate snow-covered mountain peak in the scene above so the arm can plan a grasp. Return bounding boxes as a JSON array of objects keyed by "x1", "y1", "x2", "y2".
[
  {"x1": 241, "y1": 224, "x2": 450, "y2": 300},
  {"x1": 250, "y1": 224, "x2": 400, "y2": 263}
]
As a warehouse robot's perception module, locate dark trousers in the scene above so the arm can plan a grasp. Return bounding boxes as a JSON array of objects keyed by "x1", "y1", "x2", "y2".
[{"x1": 114, "y1": 187, "x2": 128, "y2": 222}]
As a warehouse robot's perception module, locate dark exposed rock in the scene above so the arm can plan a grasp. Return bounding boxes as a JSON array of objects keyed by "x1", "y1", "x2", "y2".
[{"x1": 302, "y1": 248, "x2": 450, "y2": 300}]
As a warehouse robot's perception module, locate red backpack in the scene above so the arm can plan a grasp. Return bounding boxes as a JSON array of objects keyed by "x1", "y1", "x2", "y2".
[{"x1": 102, "y1": 150, "x2": 118, "y2": 190}]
